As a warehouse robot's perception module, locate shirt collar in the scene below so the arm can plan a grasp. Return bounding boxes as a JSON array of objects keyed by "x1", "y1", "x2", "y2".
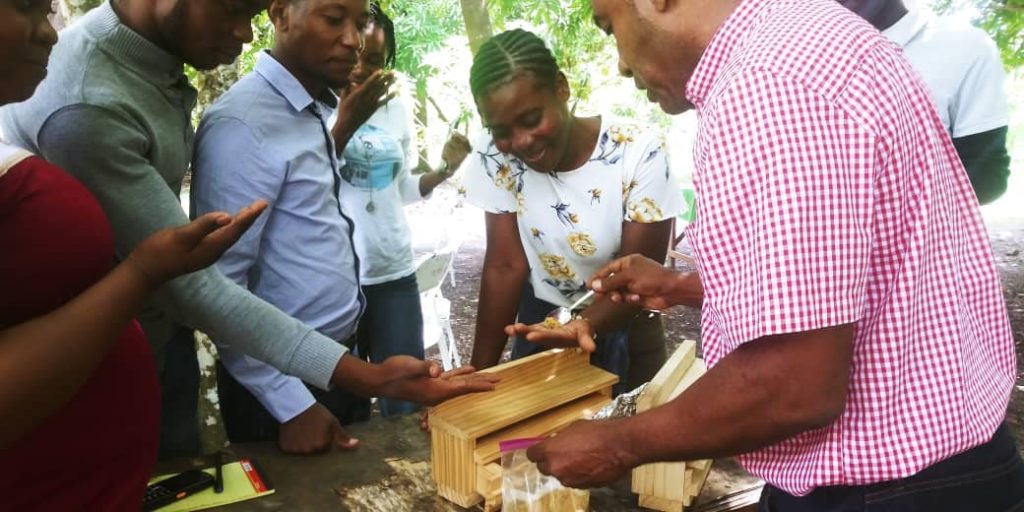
[
  {"x1": 882, "y1": 8, "x2": 928, "y2": 47},
  {"x1": 86, "y1": 1, "x2": 185, "y2": 88},
  {"x1": 254, "y1": 51, "x2": 339, "y2": 114},
  {"x1": 686, "y1": 0, "x2": 771, "y2": 109}
]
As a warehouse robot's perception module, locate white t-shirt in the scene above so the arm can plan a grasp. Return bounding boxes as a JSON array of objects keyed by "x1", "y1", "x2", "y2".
[
  {"x1": 884, "y1": 8, "x2": 1009, "y2": 138},
  {"x1": 463, "y1": 118, "x2": 683, "y2": 307},
  {"x1": 337, "y1": 95, "x2": 424, "y2": 285}
]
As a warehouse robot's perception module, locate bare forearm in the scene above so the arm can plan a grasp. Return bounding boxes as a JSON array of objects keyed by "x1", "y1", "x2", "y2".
[
  {"x1": 619, "y1": 326, "x2": 853, "y2": 465},
  {"x1": 581, "y1": 295, "x2": 640, "y2": 334},
  {"x1": 330, "y1": 354, "x2": 385, "y2": 397},
  {"x1": 0, "y1": 262, "x2": 156, "y2": 448},
  {"x1": 669, "y1": 271, "x2": 704, "y2": 309},
  {"x1": 418, "y1": 168, "x2": 450, "y2": 197},
  {"x1": 331, "y1": 120, "x2": 358, "y2": 156},
  {"x1": 471, "y1": 267, "x2": 528, "y2": 369}
]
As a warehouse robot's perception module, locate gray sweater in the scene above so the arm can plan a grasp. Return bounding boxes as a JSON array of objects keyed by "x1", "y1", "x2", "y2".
[{"x1": 0, "y1": 2, "x2": 345, "y2": 389}]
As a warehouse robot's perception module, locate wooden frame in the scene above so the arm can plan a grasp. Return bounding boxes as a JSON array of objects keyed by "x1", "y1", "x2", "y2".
[
  {"x1": 429, "y1": 348, "x2": 618, "y2": 510},
  {"x1": 631, "y1": 340, "x2": 711, "y2": 511}
]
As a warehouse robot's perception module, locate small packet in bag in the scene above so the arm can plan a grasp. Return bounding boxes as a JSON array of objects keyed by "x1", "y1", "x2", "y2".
[{"x1": 499, "y1": 438, "x2": 589, "y2": 512}]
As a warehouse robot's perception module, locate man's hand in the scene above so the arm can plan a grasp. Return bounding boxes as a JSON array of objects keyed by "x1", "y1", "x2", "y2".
[
  {"x1": 440, "y1": 133, "x2": 472, "y2": 175},
  {"x1": 527, "y1": 419, "x2": 639, "y2": 489},
  {"x1": 126, "y1": 200, "x2": 267, "y2": 286},
  {"x1": 376, "y1": 357, "x2": 500, "y2": 406},
  {"x1": 589, "y1": 254, "x2": 695, "y2": 311},
  {"x1": 504, "y1": 318, "x2": 597, "y2": 353},
  {"x1": 335, "y1": 70, "x2": 396, "y2": 139},
  {"x1": 278, "y1": 403, "x2": 358, "y2": 455},
  {"x1": 418, "y1": 367, "x2": 480, "y2": 432}
]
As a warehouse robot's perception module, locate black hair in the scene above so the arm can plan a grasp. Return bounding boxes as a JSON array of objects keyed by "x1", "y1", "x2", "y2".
[
  {"x1": 368, "y1": 2, "x2": 397, "y2": 69},
  {"x1": 469, "y1": 29, "x2": 561, "y2": 101}
]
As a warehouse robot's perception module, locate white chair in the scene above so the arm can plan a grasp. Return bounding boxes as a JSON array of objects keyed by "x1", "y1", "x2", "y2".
[{"x1": 415, "y1": 250, "x2": 462, "y2": 371}]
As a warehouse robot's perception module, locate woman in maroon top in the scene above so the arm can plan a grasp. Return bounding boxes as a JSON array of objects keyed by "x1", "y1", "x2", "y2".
[{"x1": 0, "y1": 2, "x2": 264, "y2": 509}]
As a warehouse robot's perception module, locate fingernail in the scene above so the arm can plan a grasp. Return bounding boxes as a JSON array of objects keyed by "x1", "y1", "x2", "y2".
[{"x1": 592, "y1": 280, "x2": 602, "y2": 290}]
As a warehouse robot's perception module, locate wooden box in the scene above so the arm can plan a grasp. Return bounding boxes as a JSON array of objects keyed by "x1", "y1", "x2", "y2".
[
  {"x1": 429, "y1": 348, "x2": 618, "y2": 510},
  {"x1": 631, "y1": 340, "x2": 711, "y2": 512}
]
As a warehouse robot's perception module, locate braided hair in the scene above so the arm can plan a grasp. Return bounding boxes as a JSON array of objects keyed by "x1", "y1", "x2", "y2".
[
  {"x1": 368, "y1": 2, "x2": 396, "y2": 68},
  {"x1": 470, "y1": 29, "x2": 561, "y2": 101}
]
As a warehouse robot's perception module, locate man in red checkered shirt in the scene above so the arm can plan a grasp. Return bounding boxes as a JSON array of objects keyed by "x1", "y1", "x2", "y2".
[{"x1": 513, "y1": 0, "x2": 1024, "y2": 509}]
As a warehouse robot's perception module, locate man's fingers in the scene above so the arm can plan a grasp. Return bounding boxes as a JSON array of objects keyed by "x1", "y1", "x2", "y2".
[
  {"x1": 426, "y1": 361, "x2": 442, "y2": 378},
  {"x1": 591, "y1": 271, "x2": 632, "y2": 294},
  {"x1": 333, "y1": 423, "x2": 360, "y2": 450},
  {"x1": 451, "y1": 373, "x2": 499, "y2": 392},
  {"x1": 590, "y1": 258, "x2": 628, "y2": 288},
  {"x1": 175, "y1": 212, "x2": 231, "y2": 246},
  {"x1": 199, "y1": 200, "x2": 267, "y2": 248},
  {"x1": 232, "y1": 200, "x2": 268, "y2": 227},
  {"x1": 578, "y1": 331, "x2": 597, "y2": 353},
  {"x1": 526, "y1": 442, "x2": 546, "y2": 464},
  {"x1": 441, "y1": 366, "x2": 477, "y2": 379},
  {"x1": 376, "y1": 91, "x2": 398, "y2": 109},
  {"x1": 505, "y1": 323, "x2": 531, "y2": 336}
]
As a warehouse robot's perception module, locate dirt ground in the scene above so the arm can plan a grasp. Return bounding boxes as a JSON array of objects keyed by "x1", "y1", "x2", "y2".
[{"x1": 426, "y1": 209, "x2": 1024, "y2": 452}]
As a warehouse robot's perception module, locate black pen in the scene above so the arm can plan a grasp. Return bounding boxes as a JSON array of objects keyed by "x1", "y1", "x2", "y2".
[{"x1": 213, "y1": 450, "x2": 224, "y2": 493}]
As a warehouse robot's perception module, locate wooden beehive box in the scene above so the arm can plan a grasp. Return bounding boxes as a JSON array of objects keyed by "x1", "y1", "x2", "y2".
[
  {"x1": 429, "y1": 348, "x2": 618, "y2": 510},
  {"x1": 632, "y1": 340, "x2": 711, "y2": 512}
]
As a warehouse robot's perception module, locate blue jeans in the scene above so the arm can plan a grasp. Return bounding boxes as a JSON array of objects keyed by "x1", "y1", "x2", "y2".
[
  {"x1": 356, "y1": 273, "x2": 425, "y2": 417},
  {"x1": 758, "y1": 423, "x2": 1024, "y2": 512}
]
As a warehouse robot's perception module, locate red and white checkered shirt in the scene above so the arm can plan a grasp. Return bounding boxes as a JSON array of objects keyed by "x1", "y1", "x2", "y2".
[{"x1": 686, "y1": 0, "x2": 1016, "y2": 496}]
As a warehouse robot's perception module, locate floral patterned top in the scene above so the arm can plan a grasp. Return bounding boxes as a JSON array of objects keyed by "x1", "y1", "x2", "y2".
[{"x1": 463, "y1": 118, "x2": 683, "y2": 307}]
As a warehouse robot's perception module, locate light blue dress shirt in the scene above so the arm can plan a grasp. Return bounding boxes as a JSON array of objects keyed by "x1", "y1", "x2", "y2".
[{"x1": 191, "y1": 52, "x2": 364, "y2": 422}]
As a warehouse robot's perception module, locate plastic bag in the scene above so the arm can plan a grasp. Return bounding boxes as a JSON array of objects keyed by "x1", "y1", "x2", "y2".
[{"x1": 500, "y1": 438, "x2": 589, "y2": 512}]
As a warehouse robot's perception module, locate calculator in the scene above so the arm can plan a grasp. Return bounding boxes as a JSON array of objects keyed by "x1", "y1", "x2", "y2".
[{"x1": 142, "y1": 469, "x2": 215, "y2": 510}]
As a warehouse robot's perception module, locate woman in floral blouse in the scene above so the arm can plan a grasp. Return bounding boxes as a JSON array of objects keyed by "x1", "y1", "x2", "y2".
[{"x1": 462, "y1": 29, "x2": 683, "y2": 391}]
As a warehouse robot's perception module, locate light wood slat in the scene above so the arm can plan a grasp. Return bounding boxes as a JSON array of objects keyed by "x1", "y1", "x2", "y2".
[{"x1": 472, "y1": 393, "x2": 610, "y2": 464}]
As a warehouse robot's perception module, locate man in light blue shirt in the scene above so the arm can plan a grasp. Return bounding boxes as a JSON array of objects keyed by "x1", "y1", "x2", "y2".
[{"x1": 191, "y1": 3, "x2": 373, "y2": 452}]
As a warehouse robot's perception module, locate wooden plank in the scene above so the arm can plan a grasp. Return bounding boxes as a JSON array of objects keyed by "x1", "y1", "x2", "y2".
[
  {"x1": 684, "y1": 459, "x2": 712, "y2": 505},
  {"x1": 431, "y1": 350, "x2": 618, "y2": 439},
  {"x1": 682, "y1": 468, "x2": 694, "y2": 506},
  {"x1": 661, "y1": 462, "x2": 688, "y2": 502},
  {"x1": 668, "y1": 360, "x2": 706, "y2": 402},
  {"x1": 632, "y1": 347, "x2": 709, "y2": 509},
  {"x1": 638, "y1": 340, "x2": 697, "y2": 412},
  {"x1": 476, "y1": 462, "x2": 502, "y2": 499},
  {"x1": 638, "y1": 493, "x2": 684, "y2": 512},
  {"x1": 473, "y1": 392, "x2": 610, "y2": 464},
  {"x1": 432, "y1": 429, "x2": 480, "y2": 508}
]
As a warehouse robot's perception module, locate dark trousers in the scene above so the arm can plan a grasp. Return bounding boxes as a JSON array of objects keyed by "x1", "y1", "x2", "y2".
[
  {"x1": 157, "y1": 325, "x2": 201, "y2": 458},
  {"x1": 759, "y1": 424, "x2": 1024, "y2": 512},
  {"x1": 217, "y1": 341, "x2": 369, "y2": 444},
  {"x1": 510, "y1": 282, "x2": 667, "y2": 395},
  {"x1": 356, "y1": 273, "x2": 425, "y2": 417}
]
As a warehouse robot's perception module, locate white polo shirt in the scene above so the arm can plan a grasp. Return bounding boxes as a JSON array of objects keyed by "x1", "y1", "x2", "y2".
[{"x1": 884, "y1": 8, "x2": 1010, "y2": 138}]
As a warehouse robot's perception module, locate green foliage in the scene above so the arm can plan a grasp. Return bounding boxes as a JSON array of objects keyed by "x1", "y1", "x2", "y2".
[
  {"x1": 385, "y1": 0, "x2": 465, "y2": 78},
  {"x1": 928, "y1": 0, "x2": 1024, "y2": 70}
]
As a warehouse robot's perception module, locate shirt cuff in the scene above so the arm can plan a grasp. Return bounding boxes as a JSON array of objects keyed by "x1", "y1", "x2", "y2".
[
  {"x1": 260, "y1": 380, "x2": 318, "y2": 423},
  {"x1": 286, "y1": 331, "x2": 348, "y2": 390}
]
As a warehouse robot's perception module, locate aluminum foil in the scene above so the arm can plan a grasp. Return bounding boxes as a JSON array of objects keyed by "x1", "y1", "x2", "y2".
[{"x1": 592, "y1": 383, "x2": 648, "y2": 420}]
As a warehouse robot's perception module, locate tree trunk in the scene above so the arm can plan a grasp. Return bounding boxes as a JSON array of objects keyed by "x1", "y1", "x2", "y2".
[
  {"x1": 415, "y1": 77, "x2": 431, "y2": 173},
  {"x1": 459, "y1": 0, "x2": 493, "y2": 55}
]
